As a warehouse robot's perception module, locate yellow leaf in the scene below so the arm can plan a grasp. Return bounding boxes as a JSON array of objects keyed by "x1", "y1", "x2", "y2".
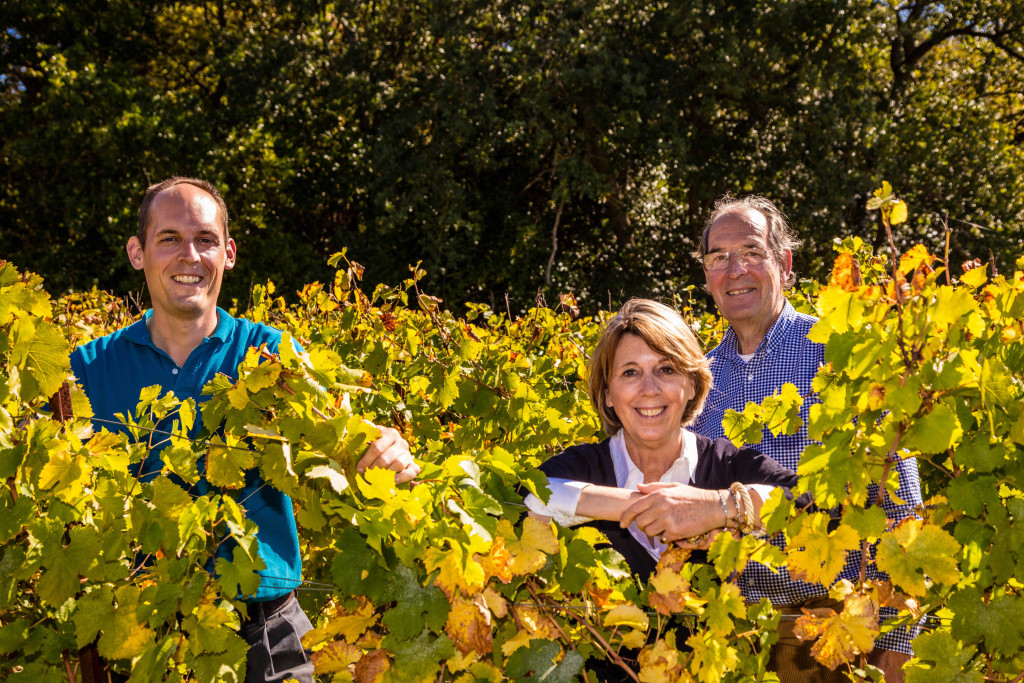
[
  {"x1": 793, "y1": 594, "x2": 879, "y2": 670},
  {"x1": 638, "y1": 636, "x2": 683, "y2": 683},
  {"x1": 620, "y1": 629, "x2": 648, "y2": 649},
  {"x1": 226, "y1": 380, "x2": 249, "y2": 410},
  {"x1": 686, "y1": 631, "x2": 740, "y2": 682},
  {"x1": 501, "y1": 630, "x2": 533, "y2": 657},
  {"x1": 476, "y1": 534, "x2": 514, "y2": 584},
  {"x1": 38, "y1": 446, "x2": 91, "y2": 499},
  {"x1": 875, "y1": 518, "x2": 961, "y2": 597},
  {"x1": 898, "y1": 244, "x2": 934, "y2": 275},
  {"x1": 481, "y1": 586, "x2": 507, "y2": 619},
  {"x1": 445, "y1": 593, "x2": 493, "y2": 656},
  {"x1": 603, "y1": 604, "x2": 650, "y2": 630},
  {"x1": 506, "y1": 516, "x2": 559, "y2": 576},
  {"x1": 304, "y1": 598, "x2": 378, "y2": 647},
  {"x1": 888, "y1": 199, "x2": 908, "y2": 225},
  {"x1": 648, "y1": 549, "x2": 707, "y2": 615},
  {"x1": 787, "y1": 513, "x2": 861, "y2": 586},
  {"x1": 425, "y1": 545, "x2": 485, "y2": 599},
  {"x1": 310, "y1": 640, "x2": 362, "y2": 674}
]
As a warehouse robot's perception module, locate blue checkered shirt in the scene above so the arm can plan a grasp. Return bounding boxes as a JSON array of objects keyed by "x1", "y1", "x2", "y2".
[{"x1": 692, "y1": 301, "x2": 922, "y2": 654}]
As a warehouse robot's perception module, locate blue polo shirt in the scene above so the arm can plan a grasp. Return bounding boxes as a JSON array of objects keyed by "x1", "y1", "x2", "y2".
[{"x1": 70, "y1": 308, "x2": 301, "y2": 603}]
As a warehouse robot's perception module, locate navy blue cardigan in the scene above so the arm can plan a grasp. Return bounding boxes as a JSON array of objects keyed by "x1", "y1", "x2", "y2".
[{"x1": 539, "y1": 433, "x2": 806, "y2": 582}]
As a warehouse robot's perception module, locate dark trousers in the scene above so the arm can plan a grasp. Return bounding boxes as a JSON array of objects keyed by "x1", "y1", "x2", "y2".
[{"x1": 240, "y1": 592, "x2": 315, "y2": 683}]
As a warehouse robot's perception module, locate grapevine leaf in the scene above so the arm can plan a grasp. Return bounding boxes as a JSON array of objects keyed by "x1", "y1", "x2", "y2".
[
  {"x1": 603, "y1": 604, "x2": 649, "y2": 630},
  {"x1": 703, "y1": 583, "x2": 746, "y2": 637},
  {"x1": 722, "y1": 408, "x2": 763, "y2": 447},
  {"x1": 687, "y1": 631, "x2": 740, "y2": 682},
  {"x1": 841, "y1": 506, "x2": 886, "y2": 541},
  {"x1": 380, "y1": 564, "x2": 449, "y2": 640},
  {"x1": 876, "y1": 519, "x2": 961, "y2": 597},
  {"x1": 0, "y1": 619, "x2": 29, "y2": 654},
  {"x1": 385, "y1": 628, "x2": 455, "y2": 681},
  {"x1": 189, "y1": 630, "x2": 248, "y2": 683},
  {"x1": 73, "y1": 586, "x2": 115, "y2": 649},
  {"x1": 793, "y1": 593, "x2": 879, "y2": 670},
  {"x1": 948, "y1": 587, "x2": 1024, "y2": 654},
  {"x1": 330, "y1": 527, "x2": 389, "y2": 602},
  {"x1": 214, "y1": 544, "x2": 265, "y2": 600},
  {"x1": 183, "y1": 601, "x2": 238, "y2": 656},
  {"x1": 959, "y1": 266, "x2": 987, "y2": 289},
  {"x1": 310, "y1": 640, "x2": 362, "y2": 674},
  {"x1": 97, "y1": 584, "x2": 156, "y2": 660},
  {"x1": 903, "y1": 404, "x2": 962, "y2": 454},
  {"x1": 889, "y1": 200, "x2": 908, "y2": 226},
  {"x1": 445, "y1": 593, "x2": 493, "y2": 656},
  {"x1": 637, "y1": 634, "x2": 683, "y2": 682},
  {"x1": 10, "y1": 317, "x2": 70, "y2": 401},
  {"x1": 506, "y1": 516, "x2": 559, "y2": 576},
  {"x1": 505, "y1": 639, "x2": 583, "y2": 682},
  {"x1": 127, "y1": 636, "x2": 179, "y2": 683},
  {"x1": 905, "y1": 630, "x2": 983, "y2": 683},
  {"x1": 787, "y1": 513, "x2": 860, "y2": 586}
]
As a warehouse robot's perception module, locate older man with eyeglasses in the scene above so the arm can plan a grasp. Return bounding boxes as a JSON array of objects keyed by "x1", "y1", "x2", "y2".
[{"x1": 690, "y1": 195, "x2": 922, "y2": 682}]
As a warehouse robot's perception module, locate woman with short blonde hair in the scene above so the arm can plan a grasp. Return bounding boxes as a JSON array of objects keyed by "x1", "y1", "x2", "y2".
[{"x1": 526, "y1": 298, "x2": 809, "y2": 583}]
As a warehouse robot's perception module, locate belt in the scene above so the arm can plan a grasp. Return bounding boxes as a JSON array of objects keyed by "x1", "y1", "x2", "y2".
[{"x1": 245, "y1": 590, "x2": 296, "y2": 622}]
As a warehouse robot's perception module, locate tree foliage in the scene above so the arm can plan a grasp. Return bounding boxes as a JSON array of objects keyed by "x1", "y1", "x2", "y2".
[{"x1": 2, "y1": 0, "x2": 1023, "y2": 311}]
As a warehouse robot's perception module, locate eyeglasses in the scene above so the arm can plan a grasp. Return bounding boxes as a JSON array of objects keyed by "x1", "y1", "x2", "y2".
[{"x1": 701, "y1": 248, "x2": 771, "y2": 271}]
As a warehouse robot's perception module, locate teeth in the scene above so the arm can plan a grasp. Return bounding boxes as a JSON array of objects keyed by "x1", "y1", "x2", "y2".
[
  {"x1": 173, "y1": 275, "x2": 202, "y2": 284},
  {"x1": 638, "y1": 408, "x2": 664, "y2": 417},
  {"x1": 727, "y1": 288, "x2": 754, "y2": 295}
]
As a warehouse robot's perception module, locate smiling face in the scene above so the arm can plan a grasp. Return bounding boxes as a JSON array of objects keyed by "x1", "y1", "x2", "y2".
[
  {"x1": 604, "y1": 333, "x2": 694, "y2": 462},
  {"x1": 704, "y1": 208, "x2": 791, "y2": 353},
  {"x1": 126, "y1": 183, "x2": 236, "y2": 326}
]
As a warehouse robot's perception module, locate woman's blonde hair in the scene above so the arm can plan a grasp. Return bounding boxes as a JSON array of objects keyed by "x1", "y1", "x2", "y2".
[{"x1": 587, "y1": 298, "x2": 712, "y2": 435}]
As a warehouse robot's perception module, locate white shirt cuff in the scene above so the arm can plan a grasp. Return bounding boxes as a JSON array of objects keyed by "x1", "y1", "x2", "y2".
[{"x1": 523, "y1": 478, "x2": 592, "y2": 526}]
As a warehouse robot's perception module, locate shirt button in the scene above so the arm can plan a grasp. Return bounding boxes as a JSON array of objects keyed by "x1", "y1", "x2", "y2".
[
  {"x1": 747, "y1": 374, "x2": 754, "y2": 380},
  {"x1": 172, "y1": 368, "x2": 179, "y2": 375}
]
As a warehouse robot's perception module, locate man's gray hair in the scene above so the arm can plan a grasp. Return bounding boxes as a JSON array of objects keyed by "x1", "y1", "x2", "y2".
[{"x1": 694, "y1": 194, "x2": 802, "y2": 288}]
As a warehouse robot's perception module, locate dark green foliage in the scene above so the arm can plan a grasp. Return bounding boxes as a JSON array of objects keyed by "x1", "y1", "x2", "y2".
[{"x1": 2, "y1": 0, "x2": 1023, "y2": 312}]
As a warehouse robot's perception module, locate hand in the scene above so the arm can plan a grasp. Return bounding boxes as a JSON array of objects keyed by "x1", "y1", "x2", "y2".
[
  {"x1": 620, "y1": 482, "x2": 723, "y2": 544},
  {"x1": 357, "y1": 425, "x2": 420, "y2": 484}
]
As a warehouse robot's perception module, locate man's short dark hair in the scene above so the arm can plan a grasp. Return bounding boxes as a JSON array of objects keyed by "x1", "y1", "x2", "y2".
[
  {"x1": 694, "y1": 194, "x2": 802, "y2": 288},
  {"x1": 137, "y1": 177, "x2": 229, "y2": 247}
]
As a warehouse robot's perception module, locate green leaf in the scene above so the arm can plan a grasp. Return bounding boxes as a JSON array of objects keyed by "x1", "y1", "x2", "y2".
[
  {"x1": 905, "y1": 630, "x2": 983, "y2": 683},
  {"x1": 505, "y1": 639, "x2": 584, "y2": 682},
  {"x1": 215, "y1": 545, "x2": 265, "y2": 600},
  {"x1": 381, "y1": 564, "x2": 449, "y2": 640},
  {"x1": 903, "y1": 404, "x2": 962, "y2": 454},
  {"x1": 74, "y1": 586, "x2": 115, "y2": 649},
  {"x1": 10, "y1": 317, "x2": 70, "y2": 401},
  {"x1": 948, "y1": 587, "x2": 1024, "y2": 656},
  {"x1": 722, "y1": 408, "x2": 764, "y2": 447},
  {"x1": 0, "y1": 619, "x2": 29, "y2": 655},
  {"x1": 386, "y1": 627, "x2": 455, "y2": 681}
]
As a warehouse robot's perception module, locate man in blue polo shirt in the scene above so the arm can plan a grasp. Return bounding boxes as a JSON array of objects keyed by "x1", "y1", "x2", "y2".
[
  {"x1": 690, "y1": 195, "x2": 921, "y2": 682},
  {"x1": 70, "y1": 177, "x2": 419, "y2": 683}
]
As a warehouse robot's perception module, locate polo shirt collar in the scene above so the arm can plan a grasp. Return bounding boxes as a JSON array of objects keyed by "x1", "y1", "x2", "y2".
[
  {"x1": 120, "y1": 308, "x2": 234, "y2": 348},
  {"x1": 720, "y1": 300, "x2": 798, "y2": 360}
]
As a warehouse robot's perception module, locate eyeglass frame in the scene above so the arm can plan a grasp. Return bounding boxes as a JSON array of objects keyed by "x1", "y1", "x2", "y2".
[{"x1": 699, "y1": 248, "x2": 774, "y2": 272}]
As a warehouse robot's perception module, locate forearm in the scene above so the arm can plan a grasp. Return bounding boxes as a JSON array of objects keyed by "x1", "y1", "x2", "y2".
[{"x1": 575, "y1": 485, "x2": 643, "y2": 520}]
